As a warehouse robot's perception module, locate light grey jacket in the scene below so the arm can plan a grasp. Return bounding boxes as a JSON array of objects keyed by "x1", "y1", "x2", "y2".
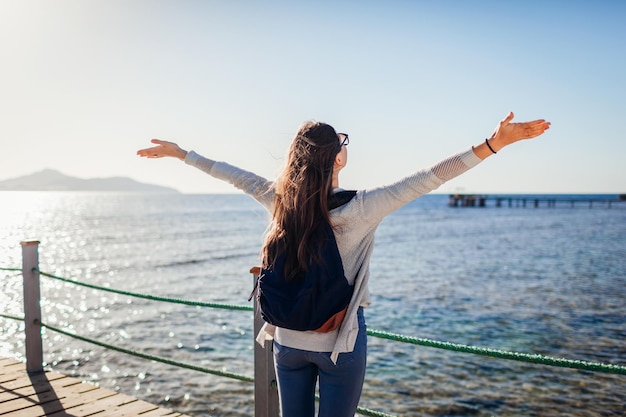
[{"x1": 185, "y1": 147, "x2": 482, "y2": 362}]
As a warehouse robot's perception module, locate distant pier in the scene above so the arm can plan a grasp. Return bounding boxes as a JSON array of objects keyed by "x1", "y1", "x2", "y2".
[{"x1": 448, "y1": 194, "x2": 626, "y2": 208}]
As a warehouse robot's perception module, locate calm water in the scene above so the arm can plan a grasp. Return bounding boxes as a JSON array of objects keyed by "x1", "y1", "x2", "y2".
[{"x1": 1, "y1": 192, "x2": 625, "y2": 416}]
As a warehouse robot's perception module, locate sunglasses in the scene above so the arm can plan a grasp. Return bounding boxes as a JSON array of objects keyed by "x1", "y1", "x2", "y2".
[{"x1": 338, "y1": 133, "x2": 349, "y2": 147}]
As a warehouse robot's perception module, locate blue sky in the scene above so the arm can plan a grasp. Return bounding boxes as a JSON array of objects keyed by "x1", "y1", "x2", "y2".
[{"x1": 1, "y1": 0, "x2": 624, "y2": 194}]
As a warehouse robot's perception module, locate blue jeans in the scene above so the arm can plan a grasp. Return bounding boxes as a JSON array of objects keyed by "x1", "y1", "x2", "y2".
[{"x1": 273, "y1": 307, "x2": 367, "y2": 417}]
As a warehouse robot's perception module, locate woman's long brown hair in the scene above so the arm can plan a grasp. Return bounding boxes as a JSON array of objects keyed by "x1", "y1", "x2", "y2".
[{"x1": 262, "y1": 121, "x2": 342, "y2": 281}]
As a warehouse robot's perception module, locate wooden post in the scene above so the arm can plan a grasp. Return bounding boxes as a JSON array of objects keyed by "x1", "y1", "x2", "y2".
[
  {"x1": 251, "y1": 267, "x2": 280, "y2": 417},
  {"x1": 21, "y1": 240, "x2": 43, "y2": 374}
]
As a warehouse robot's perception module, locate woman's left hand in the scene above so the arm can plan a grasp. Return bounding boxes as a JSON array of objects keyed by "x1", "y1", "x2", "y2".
[{"x1": 489, "y1": 112, "x2": 551, "y2": 151}]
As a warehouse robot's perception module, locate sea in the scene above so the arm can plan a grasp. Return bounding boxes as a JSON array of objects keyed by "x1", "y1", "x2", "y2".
[{"x1": 1, "y1": 192, "x2": 624, "y2": 417}]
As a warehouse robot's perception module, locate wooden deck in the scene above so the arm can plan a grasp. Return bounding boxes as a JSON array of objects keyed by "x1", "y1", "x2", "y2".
[{"x1": 0, "y1": 357, "x2": 190, "y2": 416}]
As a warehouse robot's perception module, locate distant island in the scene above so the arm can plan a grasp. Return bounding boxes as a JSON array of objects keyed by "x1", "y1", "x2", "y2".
[{"x1": 0, "y1": 169, "x2": 179, "y2": 193}]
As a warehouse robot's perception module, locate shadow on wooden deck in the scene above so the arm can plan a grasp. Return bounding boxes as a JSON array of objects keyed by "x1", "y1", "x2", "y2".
[{"x1": 0, "y1": 357, "x2": 189, "y2": 416}]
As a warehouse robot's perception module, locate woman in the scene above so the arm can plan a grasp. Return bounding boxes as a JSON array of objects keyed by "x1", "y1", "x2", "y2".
[{"x1": 137, "y1": 112, "x2": 550, "y2": 417}]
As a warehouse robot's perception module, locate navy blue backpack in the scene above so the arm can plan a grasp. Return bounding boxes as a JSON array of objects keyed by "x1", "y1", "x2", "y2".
[{"x1": 253, "y1": 190, "x2": 356, "y2": 332}]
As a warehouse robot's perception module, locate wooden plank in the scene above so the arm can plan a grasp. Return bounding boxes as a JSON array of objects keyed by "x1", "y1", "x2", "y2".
[
  {"x1": 64, "y1": 394, "x2": 140, "y2": 415},
  {"x1": 0, "y1": 384, "x2": 50, "y2": 403},
  {"x1": 105, "y1": 398, "x2": 162, "y2": 415},
  {"x1": 1, "y1": 390, "x2": 69, "y2": 416},
  {"x1": 0, "y1": 373, "x2": 68, "y2": 395},
  {"x1": 0, "y1": 358, "x2": 23, "y2": 368},
  {"x1": 0, "y1": 358, "x2": 191, "y2": 417},
  {"x1": 46, "y1": 377, "x2": 102, "y2": 395},
  {"x1": 0, "y1": 361, "x2": 25, "y2": 384},
  {"x1": 0, "y1": 377, "x2": 87, "y2": 417},
  {"x1": 3, "y1": 389, "x2": 122, "y2": 417},
  {"x1": 135, "y1": 410, "x2": 183, "y2": 416},
  {"x1": 131, "y1": 405, "x2": 183, "y2": 416},
  {"x1": 0, "y1": 373, "x2": 19, "y2": 385}
]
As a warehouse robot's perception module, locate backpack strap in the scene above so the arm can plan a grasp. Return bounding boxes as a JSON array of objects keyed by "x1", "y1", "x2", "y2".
[{"x1": 328, "y1": 190, "x2": 357, "y2": 210}]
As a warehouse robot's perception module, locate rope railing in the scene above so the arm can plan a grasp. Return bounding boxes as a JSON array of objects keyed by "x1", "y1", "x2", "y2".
[
  {"x1": 44, "y1": 321, "x2": 254, "y2": 383},
  {"x1": 3, "y1": 266, "x2": 625, "y2": 375},
  {"x1": 0, "y1": 312, "x2": 24, "y2": 322},
  {"x1": 368, "y1": 329, "x2": 626, "y2": 375},
  {"x1": 3, "y1": 255, "x2": 626, "y2": 417},
  {"x1": 0, "y1": 311, "x2": 253, "y2": 382},
  {"x1": 38, "y1": 270, "x2": 253, "y2": 312},
  {"x1": 36, "y1": 268, "x2": 626, "y2": 375}
]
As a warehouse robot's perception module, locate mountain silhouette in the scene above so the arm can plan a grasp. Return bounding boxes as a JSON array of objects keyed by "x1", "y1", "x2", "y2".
[{"x1": 0, "y1": 169, "x2": 178, "y2": 192}]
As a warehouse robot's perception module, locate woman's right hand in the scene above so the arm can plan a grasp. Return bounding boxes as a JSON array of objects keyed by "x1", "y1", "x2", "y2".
[{"x1": 137, "y1": 139, "x2": 188, "y2": 160}]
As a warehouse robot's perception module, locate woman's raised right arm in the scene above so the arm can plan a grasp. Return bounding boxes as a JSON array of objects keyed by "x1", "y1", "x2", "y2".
[
  {"x1": 137, "y1": 139, "x2": 275, "y2": 210},
  {"x1": 137, "y1": 139, "x2": 188, "y2": 160}
]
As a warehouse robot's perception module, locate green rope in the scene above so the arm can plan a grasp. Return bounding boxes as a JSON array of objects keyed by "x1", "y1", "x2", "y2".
[
  {"x1": 0, "y1": 267, "x2": 22, "y2": 275},
  {"x1": 367, "y1": 329, "x2": 626, "y2": 375},
  {"x1": 6, "y1": 267, "x2": 626, "y2": 376},
  {"x1": 356, "y1": 407, "x2": 397, "y2": 417},
  {"x1": 0, "y1": 313, "x2": 24, "y2": 322},
  {"x1": 39, "y1": 270, "x2": 253, "y2": 312},
  {"x1": 8, "y1": 266, "x2": 623, "y2": 415},
  {"x1": 42, "y1": 321, "x2": 254, "y2": 383}
]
